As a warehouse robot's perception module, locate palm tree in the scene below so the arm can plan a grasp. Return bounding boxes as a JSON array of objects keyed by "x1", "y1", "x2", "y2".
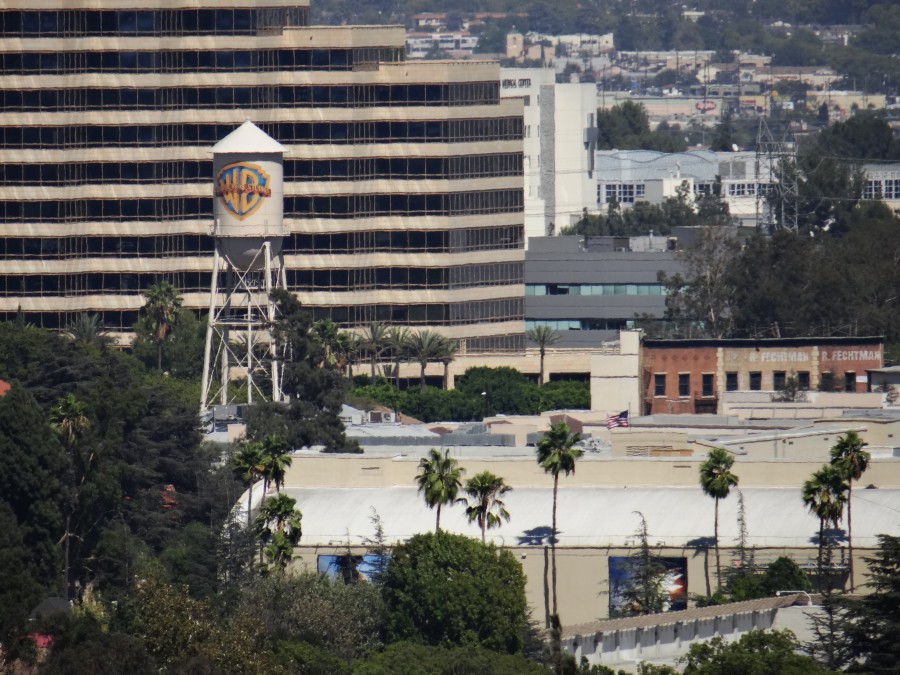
[
  {"x1": 536, "y1": 421, "x2": 583, "y2": 618},
  {"x1": 260, "y1": 434, "x2": 292, "y2": 494},
  {"x1": 699, "y1": 447, "x2": 739, "y2": 591},
  {"x1": 232, "y1": 442, "x2": 265, "y2": 527},
  {"x1": 254, "y1": 493, "x2": 303, "y2": 572},
  {"x1": 386, "y1": 326, "x2": 411, "y2": 387},
  {"x1": 829, "y1": 431, "x2": 869, "y2": 591},
  {"x1": 464, "y1": 471, "x2": 512, "y2": 544},
  {"x1": 415, "y1": 448, "x2": 465, "y2": 531},
  {"x1": 362, "y1": 321, "x2": 390, "y2": 378},
  {"x1": 803, "y1": 463, "x2": 849, "y2": 584},
  {"x1": 437, "y1": 336, "x2": 460, "y2": 390},
  {"x1": 527, "y1": 325, "x2": 561, "y2": 385},
  {"x1": 310, "y1": 319, "x2": 341, "y2": 368},
  {"x1": 405, "y1": 329, "x2": 445, "y2": 391},
  {"x1": 66, "y1": 313, "x2": 112, "y2": 348},
  {"x1": 50, "y1": 394, "x2": 90, "y2": 600},
  {"x1": 141, "y1": 281, "x2": 183, "y2": 371},
  {"x1": 333, "y1": 331, "x2": 362, "y2": 377}
]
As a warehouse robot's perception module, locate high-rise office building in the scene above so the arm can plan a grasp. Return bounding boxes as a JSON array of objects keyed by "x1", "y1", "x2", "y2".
[{"x1": 0, "y1": 0, "x2": 525, "y2": 351}]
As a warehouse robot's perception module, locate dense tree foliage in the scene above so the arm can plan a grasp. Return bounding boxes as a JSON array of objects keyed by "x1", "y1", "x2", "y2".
[
  {"x1": 382, "y1": 531, "x2": 530, "y2": 654},
  {"x1": 596, "y1": 102, "x2": 686, "y2": 153},
  {"x1": 680, "y1": 630, "x2": 833, "y2": 674},
  {"x1": 350, "y1": 367, "x2": 590, "y2": 422}
]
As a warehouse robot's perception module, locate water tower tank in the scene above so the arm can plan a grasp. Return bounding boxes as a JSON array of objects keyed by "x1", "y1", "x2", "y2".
[{"x1": 211, "y1": 120, "x2": 286, "y2": 270}]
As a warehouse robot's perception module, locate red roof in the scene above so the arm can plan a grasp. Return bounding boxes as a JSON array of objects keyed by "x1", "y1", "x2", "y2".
[{"x1": 0, "y1": 380, "x2": 10, "y2": 397}]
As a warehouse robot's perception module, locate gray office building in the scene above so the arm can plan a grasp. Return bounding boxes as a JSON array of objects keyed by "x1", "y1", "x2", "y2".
[{"x1": 525, "y1": 235, "x2": 683, "y2": 347}]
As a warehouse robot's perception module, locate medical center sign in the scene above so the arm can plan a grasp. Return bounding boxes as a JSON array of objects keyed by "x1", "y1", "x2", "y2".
[{"x1": 215, "y1": 161, "x2": 272, "y2": 220}]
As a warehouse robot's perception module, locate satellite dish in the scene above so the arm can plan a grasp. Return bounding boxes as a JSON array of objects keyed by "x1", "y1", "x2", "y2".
[{"x1": 731, "y1": 143, "x2": 739, "y2": 152}]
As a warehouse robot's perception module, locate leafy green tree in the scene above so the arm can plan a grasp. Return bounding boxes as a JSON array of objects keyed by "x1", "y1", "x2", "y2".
[
  {"x1": 140, "y1": 281, "x2": 183, "y2": 371},
  {"x1": 255, "y1": 493, "x2": 303, "y2": 572},
  {"x1": 455, "y1": 366, "x2": 541, "y2": 416},
  {"x1": 415, "y1": 448, "x2": 465, "y2": 532},
  {"x1": 248, "y1": 289, "x2": 357, "y2": 453},
  {"x1": 526, "y1": 325, "x2": 561, "y2": 385},
  {"x1": 464, "y1": 472, "x2": 512, "y2": 544},
  {"x1": 615, "y1": 512, "x2": 669, "y2": 617},
  {"x1": 680, "y1": 629, "x2": 832, "y2": 674},
  {"x1": 232, "y1": 441, "x2": 265, "y2": 527},
  {"x1": 240, "y1": 573, "x2": 386, "y2": 664},
  {"x1": 699, "y1": 448, "x2": 739, "y2": 591},
  {"x1": 382, "y1": 531, "x2": 529, "y2": 654},
  {"x1": 829, "y1": 430, "x2": 869, "y2": 591},
  {"x1": 536, "y1": 421, "x2": 583, "y2": 618},
  {"x1": 840, "y1": 534, "x2": 900, "y2": 673},
  {"x1": 802, "y1": 464, "x2": 848, "y2": 584},
  {"x1": 352, "y1": 642, "x2": 548, "y2": 675},
  {"x1": 0, "y1": 501, "x2": 46, "y2": 647},
  {"x1": 66, "y1": 313, "x2": 113, "y2": 349}
]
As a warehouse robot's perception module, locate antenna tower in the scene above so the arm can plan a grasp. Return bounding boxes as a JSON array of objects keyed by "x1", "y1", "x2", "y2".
[{"x1": 755, "y1": 116, "x2": 799, "y2": 232}]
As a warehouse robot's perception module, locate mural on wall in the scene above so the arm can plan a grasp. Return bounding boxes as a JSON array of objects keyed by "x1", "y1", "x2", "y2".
[
  {"x1": 317, "y1": 554, "x2": 390, "y2": 584},
  {"x1": 608, "y1": 556, "x2": 688, "y2": 617}
]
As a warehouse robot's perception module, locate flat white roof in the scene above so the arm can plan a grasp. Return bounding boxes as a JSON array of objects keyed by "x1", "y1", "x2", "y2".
[{"x1": 282, "y1": 485, "x2": 900, "y2": 549}]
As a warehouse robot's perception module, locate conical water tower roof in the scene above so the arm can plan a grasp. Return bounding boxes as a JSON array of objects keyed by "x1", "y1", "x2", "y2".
[{"x1": 211, "y1": 119, "x2": 286, "y2": 154}]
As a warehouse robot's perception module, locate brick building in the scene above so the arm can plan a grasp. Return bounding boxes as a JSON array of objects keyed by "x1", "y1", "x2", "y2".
[{"x1": 642, "y1": 337, "x2": 884, "y2": 415}]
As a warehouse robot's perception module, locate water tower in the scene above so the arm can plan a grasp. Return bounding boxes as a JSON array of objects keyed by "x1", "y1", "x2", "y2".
[{"x1": 200, "y1": 120, "x2": 287, "y2": 412}]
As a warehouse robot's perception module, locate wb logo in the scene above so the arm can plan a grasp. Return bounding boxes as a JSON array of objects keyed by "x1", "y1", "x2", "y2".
[{"x1": 215, "y1": 162, "x2": 272, "y2": 220}]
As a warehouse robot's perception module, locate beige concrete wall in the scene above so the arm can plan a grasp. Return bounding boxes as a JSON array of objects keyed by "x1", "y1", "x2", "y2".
[
  {"x1": 282, "y1": 453, "x2": 900, "y2": 489},
  {"x1": 290, "y1": 542, "x2": 878, "y2": 625}
]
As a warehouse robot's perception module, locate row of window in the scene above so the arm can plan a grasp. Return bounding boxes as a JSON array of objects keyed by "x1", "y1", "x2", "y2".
[
  {"x1": 0, "y1": 190, "x2": 524, "y2": 222},
  {"x1": 601, "y1": 183, "x2": 646, "y2": 205},
  {"x1": 0, "y1": 8, "x2": 308, "y2": 37},
  {"x1": 0, "y1": 263, "x2": 522, "y2": 296},
  {"x1": 0, "y1": 227, "x2": 524, "y2": 260},
  {"x1": 0, "y1": 119, "x2": 523, "y2": 149},
  {"x1": 1, "y1": 154, "x2": 523, "y2": 186},
  {"x1": 314, "y1": 297, "x2": 523, "y2": 327},
  {"x1": 653, "y1": 370, "x2": 857, "y2": 397},
  {"x1": 524, "y1": 319, "x2": 638, "y2": 331},
  {"x1": 0, "y1": 83, "x2": 501, "y2": 112},
  {"x1": 0, "y1": 48, "x2": 403, "y2": 75},
  {"x1": 526, "y1": 283, "x2": 665, "y2": 297},
  {"x1": 653, "y1": 373, "x2": 716, "y2": 398},
  {"x1": 287, "y1": 262, "x2": 522, "y2": 291},
  {"x1": 864, "y1": 179, "x2": 900, "y2": 201}
]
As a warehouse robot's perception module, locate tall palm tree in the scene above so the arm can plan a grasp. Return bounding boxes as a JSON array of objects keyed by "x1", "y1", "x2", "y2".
[
  {"x1": 141, "y1": 280, "x2": 183, "y2": 371},
  {"x1": 386, "y1": 326, "x2": 411, "y2": 387},
  {"x1": 260, "y1": 434, "x2": 292, "y2": 494},
  {"x1": 362, "y1": 321, "x2": 390, "y2": 378},
  {"x1": 232, "y1": 441, "x2": 265, "y2": 527},
  {"x1": 405, "y1": 329, "x2": 445, "y2": 391},
  {"x1": 803, "y1": 463, "x2": 849, "y2": 584},
  {"x1": 830, "y1": 431, "x2": 869, "y2": 591},
  {"x1": 415, "y1": 448, "x2": 465, "y2": 531},
  {"x1": 50, "y1": 394, "x2": 90, "y2": 600},
  {"x1": 464, "y1": 471, "x2": 512, "y2": 544},
  {"x1": 536, "y1": 421, "x2": 582, "y2": 618},
  {"x1": 310, "y1": 319, "x2": 341, "y2": 368},
  {"x1": 437, "y1": 336, "x2": 460, "y2": 391},
  {"x1": 333, "y1": 331, "x2": 362, "y2": 377},
  {"x1": 527, "y1": 325, "x2": 561, "y2": 385},
  {"x1": 699, "y1": 447, "x2": 739, "y2": 591},
  {"x1": 254, "y1": 493, "x2": 303, "y2": 572}
]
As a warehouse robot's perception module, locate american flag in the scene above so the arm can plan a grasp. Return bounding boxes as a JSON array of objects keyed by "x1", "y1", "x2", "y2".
[{"x1": 607, "y1": 410, "x2": 629, "y2": 429}]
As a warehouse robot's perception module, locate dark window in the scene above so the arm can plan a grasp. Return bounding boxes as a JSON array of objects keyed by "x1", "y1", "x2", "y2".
[
  {"x1": 773, "y1": 371, "x2": 786, "y2": 391},
  {"x1": 749, "y1": 372, "x2": 762, "y2": 391},
  {"x1": 654, "y1": 374, "x2": 666, "y2": 397},
  {"x1": 678, "y1": 373, "x2": 690, "y2": 398},
  {"x1": 702, "y1": 373, "x2": 714, "y2": 398},
  {"x1": 844, "y1": 372, "x2": 856, "y2": 392},
  {"x1": 797, "y1": 371, "x2": 810, "y2": 390}
]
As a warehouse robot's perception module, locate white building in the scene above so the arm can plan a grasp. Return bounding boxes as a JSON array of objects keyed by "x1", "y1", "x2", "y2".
[
  {"x1": 595, "y1": 150, "x2": 775, "y2": 227},
  {"x1": 501, "y1": 68, "x2": 599, "y2": 242},
  {"x1": 404, "y1": 31, "x2": 479, "y2": 59},
  {"x1": 863, "y1": 163, "x2": 900, "y2": 216}
]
